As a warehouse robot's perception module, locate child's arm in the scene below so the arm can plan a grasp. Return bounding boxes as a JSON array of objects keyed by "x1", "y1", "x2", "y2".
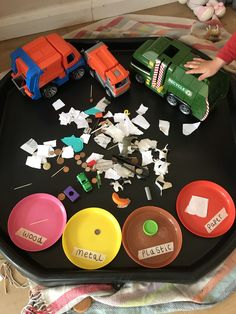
[
  {"x1": 217, "y1": 32, "x2": 236, "y2": 64},
  {"x1": 184, "y1": 32, "x2": 236, "y2": 81}
]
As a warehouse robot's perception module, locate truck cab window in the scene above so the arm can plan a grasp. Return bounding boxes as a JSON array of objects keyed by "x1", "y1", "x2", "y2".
[
  {"x1": 67, "y1": 53, "x2": 75, "y2": 63},
  {"x1": 131, "y1": 57, "x2": 151, "y2": 75},
  {"x1": 116, "y1": 78, "x2": 127, "y2": 88}
]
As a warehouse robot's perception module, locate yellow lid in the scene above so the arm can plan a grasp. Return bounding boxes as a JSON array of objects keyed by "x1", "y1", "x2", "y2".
[{"x1": 62, "y1": 207, "x2": 121, "y2": 269}]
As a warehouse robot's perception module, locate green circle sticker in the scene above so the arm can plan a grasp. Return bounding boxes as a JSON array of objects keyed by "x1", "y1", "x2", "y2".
[{"x1": 143, "y1": 220, "x2": 158, "y2": 236}]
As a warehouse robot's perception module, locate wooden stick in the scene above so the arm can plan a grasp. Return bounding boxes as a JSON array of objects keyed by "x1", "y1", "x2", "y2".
[
  {"x1": 30, "y1": 219, "x2": 48, "y2": 225},
  {"x1": 51, "y1": 166, "x2": 65, "y2": 178},
  {"x1": 107, "y1": 143, "x2": 119, "y2": 150},
  {"x1": 13, "y1": 183, "x2": 32, "y2": 190},
  {"x1": 89, "y1": 84, "x2": 93, "y2": 103}
]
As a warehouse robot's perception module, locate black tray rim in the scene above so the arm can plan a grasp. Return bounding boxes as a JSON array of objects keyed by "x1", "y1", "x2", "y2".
[{"x1": 0, "y1": 37, "x2": 236, "y2": 287}]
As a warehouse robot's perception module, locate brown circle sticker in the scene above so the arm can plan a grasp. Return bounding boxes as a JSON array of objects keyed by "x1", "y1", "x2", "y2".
[{"x1": 122, "y1": 206, "x2": 182, "y2": 268}]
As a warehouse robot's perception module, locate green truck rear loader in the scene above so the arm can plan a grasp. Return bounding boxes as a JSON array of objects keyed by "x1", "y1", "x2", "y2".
[{"x1": 130, "y1": 37, "x2": 230, "y2": 121}]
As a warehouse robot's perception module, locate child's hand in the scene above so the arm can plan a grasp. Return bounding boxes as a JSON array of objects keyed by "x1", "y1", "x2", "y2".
[{"x1": 184, "y1": 57, "x2": 225, "y2": 81}]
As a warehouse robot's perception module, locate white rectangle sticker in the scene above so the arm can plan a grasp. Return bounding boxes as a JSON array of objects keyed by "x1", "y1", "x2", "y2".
[
  {"x1": 205, "y1": 207, "x2": 228, "y2": 233},
  {"x1": 72, "y1": 247, "x2": 106, "y2": 263},
  {"x1": 138, "y1": 242, "x2": 174, "y2": 260},
  {"x1": 15, "y1": 228, "x2": 47, "y2": 246}
]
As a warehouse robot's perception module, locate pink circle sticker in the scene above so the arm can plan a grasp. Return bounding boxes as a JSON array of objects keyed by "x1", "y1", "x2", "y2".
[{"x1": 8, "y1": 193, "x2": 67, "y2": 251}]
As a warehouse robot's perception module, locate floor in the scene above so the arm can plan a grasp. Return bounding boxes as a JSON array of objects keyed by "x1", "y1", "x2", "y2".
[{"x1": 1, "y1": 2, "x2": 236, "y2": 313}]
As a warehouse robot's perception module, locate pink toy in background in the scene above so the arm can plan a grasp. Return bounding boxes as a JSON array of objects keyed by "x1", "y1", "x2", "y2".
[{"x1": 178, "y1": 0, "x2": 226, "y2": 21}]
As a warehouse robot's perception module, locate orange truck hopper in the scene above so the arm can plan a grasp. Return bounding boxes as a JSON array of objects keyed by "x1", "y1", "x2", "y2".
[{"x1": 84, "y1": 42, "x2": 130, "y2": 98}]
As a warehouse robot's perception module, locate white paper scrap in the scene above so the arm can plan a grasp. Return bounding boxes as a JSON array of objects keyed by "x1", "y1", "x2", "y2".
[
  {"x1": 154, "y1": 160, "x2": 170, "y2": 176},
  {"x1": 156, "y1": 144, "x2": 169, "y2": 160},
  {"x1": 113, "y1": 163, "x2": 134, "y2": 178},
  {"x1": 103, "y1": 111, "x2": 113, "y2": 118},
  {"x1": 39, "y1": 156, "x2": 47, "y2": 164},
  {"x1": 61, "y1": 146, "x2": 74, "y2": 158},
  {"x1": 95, "y1": 159, "x2": 113, "y2": 172},
  {"x1": 185, "y1": 195, "x2": 209, "y2": 218},
  {"x1": 68, "y1": 107, "x2": 81, "y2": 119},
  {"x1": 94, "y1": 134, "x2": 111, "y2": 148},
  {"x1": 113, "y1": 113, "x2": 127, "y2": 123},
  {"x1": 117, "y1": 118, "x2": 143, "y2": 136},
  {"x1": 43, "y1": 140, "x2": 57, "y2": 147},
  {"x1": 141, "y1": 151, "x2": 153, "y2": 166},
  {"x1": 95, "y1": 97, "x2": 110, "y2": 112},
  {"x1": 59, "y1": 112, "x2": 69, "y2": 125},
  {"x1": 155, "y1": 175, "x2": 172, "y2": 196},
  {"x1": 86, "y1": 153, "x2": 104, "y2": 163},
  {"x1": 74, "y1": 116, "x2": 89, "y2": 129},
  {"x1": 59, "y1": 108, "x2": 89, "y2": 128},
  {"x1": 80, "y1": 133, "x2": 91, "y2": 144},
  {"x1": 183, "y1": 122, "x2": 201, "y2": 136},
  {"x1": 52, "y1": 99, "x2": 65, "y2": 111},
  {"x1": 105, "y1": 125, "x2": 125, "y2": 143},
  {"x1": 138, "y1": 139, "x2": 158, "y2": 151},
  {"x1": 136, "y1": 104, "x2": 148, "y2": 115},
  {"x1": 159, "y1": 120, "x2": 170, "y2": 136},
  {"x1": 110, "y1": 181, "x2": 123, "y2": 192},
  {"x1": 21, "y1": 138, "x2": 38, "y2": 154},
  {"x1": 104, "y1": 168, "x2": 121, "y2": 180},
  {"x1": 132, "y1": 115, "x2": 150, "y2": 130},
  {"x1": 36, "y1": 145, "x2": 51, "y2": 157},
  {"x1": 26, "y1": 156, "x2": 41, "y2": 169}
]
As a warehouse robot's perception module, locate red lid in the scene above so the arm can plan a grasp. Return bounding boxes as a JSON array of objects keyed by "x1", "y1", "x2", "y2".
[
  {"x1": 176, "y1": 180, "x2": 235, "y2": 238},
  {"x1": 122, "y1": 206, "x2": 182, "y2": 268}
]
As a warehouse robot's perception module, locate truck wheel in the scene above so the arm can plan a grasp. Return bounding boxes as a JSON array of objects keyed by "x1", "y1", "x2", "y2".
[
  {"x1": 166, "y1": 94, "x2": 178, "y2": 106},
  {"x1": 41, "y1": 85, "x2": 58, "y2": 99},
  {"x1": 71, "y1": 67, "x2": 85, "y2": 80},
  {"x1": 179, "y1": 103, "x2": 191, "y2": 115},
  {"x1": 135, "y1": 74, "x2": 144, "y2": 84}
]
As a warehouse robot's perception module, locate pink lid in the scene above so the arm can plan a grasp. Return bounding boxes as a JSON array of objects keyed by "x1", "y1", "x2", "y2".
[{"x1": 8, "y1": 193, "x2": 67, "y2": 251}]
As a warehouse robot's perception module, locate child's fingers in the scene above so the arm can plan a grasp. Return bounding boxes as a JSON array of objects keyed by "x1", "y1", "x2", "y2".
[
  {"x1": 192, "y1": 57, "x2": 205, "y2": 62},
  {"x1": 185, "y1": 68, "x2": 204, "y2": 74},
  {"x1": 185, "y1": 63, "x2": 200, "y2": 69},
  {"x1": 198, "y1": 73, "x2": 207, "y2": 81},
  {"x1": 184, "y1": 58, "x2": 206, "y2": 68}
]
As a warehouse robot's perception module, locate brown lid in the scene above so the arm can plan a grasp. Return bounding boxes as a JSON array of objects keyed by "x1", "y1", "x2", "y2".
[{"x1": 122, "y1": 206, "x2": 182, "y2": 268}]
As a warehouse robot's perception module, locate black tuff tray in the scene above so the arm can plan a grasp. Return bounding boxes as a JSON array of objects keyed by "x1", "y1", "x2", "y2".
[{"x1": 0, "y1": 38, "x2": 236, "y2": 287}]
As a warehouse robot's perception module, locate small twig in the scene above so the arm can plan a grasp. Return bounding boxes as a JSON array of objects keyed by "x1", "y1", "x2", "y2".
[
  {"x1": 29, "y1": 219, "x2": 48, "y2": 226},
  {"x1": 96, "y1": 172, "x2": 101, "y2": 189},
  {"x1": 91, "y1": 125, "x2": 105, "y2": 135},
  {"x1": 56, "y1": 147, "x2": 64, "y2": 162},
  {"x1": 51, "y1": 166, "x2": 65, "y2": 178},
  {"x1": 12, "y1": 183, "x2": 32, "y2": 190},
  {"x1": 107, "y1": 143, "x2": 119, "y2": 150},
  {"x1": 89, "y1": 84, "x2": 93, "y2": 103},
  {"x1": 90, "y1": 118, "x2": 101, "y2": 133}
]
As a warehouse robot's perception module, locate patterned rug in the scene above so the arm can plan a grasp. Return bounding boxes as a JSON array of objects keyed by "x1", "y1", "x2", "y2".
[{"x1": 65, "y1": 14, "x2": 236, "y2": 74}]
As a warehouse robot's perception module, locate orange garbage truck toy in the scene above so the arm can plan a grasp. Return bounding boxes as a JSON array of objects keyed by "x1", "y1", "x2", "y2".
[
  {"x1": 84, "y1": 42, "x2": 131, "y2": 98},
  {"x1": 10, "y1": 33, "x2": 86, "y2": 100}
]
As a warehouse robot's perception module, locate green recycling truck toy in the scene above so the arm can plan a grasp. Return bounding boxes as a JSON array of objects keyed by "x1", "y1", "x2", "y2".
[{"x1": 130, "y1": 37, "x2": 229, "y2": 121}]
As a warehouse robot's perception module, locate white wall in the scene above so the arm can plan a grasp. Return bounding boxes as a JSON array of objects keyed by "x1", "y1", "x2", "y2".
[
  {"x1": 0, "y1": 0, "x2": 176, "y2": 40},
  {"x1": 0, "y1": 0, "x2": 66, "y2": 17}
]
